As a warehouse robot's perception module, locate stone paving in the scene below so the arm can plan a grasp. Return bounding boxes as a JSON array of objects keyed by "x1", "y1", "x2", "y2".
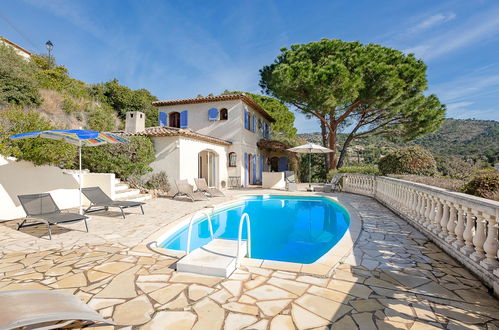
[{"x1": 0, "y1": 190, "x2": 498, "y2": 329}]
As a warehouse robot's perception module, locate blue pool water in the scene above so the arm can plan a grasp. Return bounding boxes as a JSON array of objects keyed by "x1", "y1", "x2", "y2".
[{"x1": 159, "y1": 195, "x2": 350, "y2": 264}]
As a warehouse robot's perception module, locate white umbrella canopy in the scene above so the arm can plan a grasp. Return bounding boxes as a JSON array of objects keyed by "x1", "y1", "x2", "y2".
[
  {"x1": 287, "y1": 143, "x2": 334, "y2": 190},
  {"x1": 287, "y1": 143, "x2": 333, "y2": 154}
]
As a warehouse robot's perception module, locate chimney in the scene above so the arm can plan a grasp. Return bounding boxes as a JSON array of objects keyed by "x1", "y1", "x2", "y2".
[{"x1": 125, "y1": 111, "x2": 145, "y2": 134}]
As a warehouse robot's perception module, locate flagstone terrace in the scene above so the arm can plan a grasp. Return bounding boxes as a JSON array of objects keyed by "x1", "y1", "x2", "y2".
[{"x1": 0, "y1": 187, "x2": 498, "y2": 329}]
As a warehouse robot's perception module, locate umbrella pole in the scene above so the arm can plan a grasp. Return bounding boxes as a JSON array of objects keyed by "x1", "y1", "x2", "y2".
[
  {"x1": 308, "y1": 153, "x2": 312, "y2": 190},
  {"x1": 79, "y1": 143, "x2": 83, "y2": 215}
]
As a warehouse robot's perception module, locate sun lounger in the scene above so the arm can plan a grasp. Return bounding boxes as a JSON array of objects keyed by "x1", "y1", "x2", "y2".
[
  {"x1": 285, "y1": 171, "x2": 298, "y2": 191},
  {"x1": 17, "y1": 193, "x2": 89, "y2": 240},
  {"x1": 82, "y1": 186, "x2": 144, "y2": 219},
  {"x1": 194, "y1": 178, "x2": 225, "y2": 197},
  {"x1": 0, "y1": 290, "x2": 113, "y2": 329},
  {"x1": 324, "y1": 173, "x2": 342, "y2": 193},
  {"x1": 173, "y1": 179, "x2": 208, "y2": 201}
]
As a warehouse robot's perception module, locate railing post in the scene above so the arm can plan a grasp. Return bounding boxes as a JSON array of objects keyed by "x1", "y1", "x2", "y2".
[
  {"x1": 470, "y1": 211, "x2": 486, "y2": 262},
  {"x1": 480, "y1": 213, "x2": 499, "y2": 270},
  {"x1": 438, "y1": 200, "x2": 450, "y2": 238},
  {"x1": 453, "y1": 204, "x2": 466, "y2": 249},
  {"x1": 446, "y1": 202, "x2": 457, "y2": 243},
  {"x1": 461, "y1": 208, "x2": 476, "y2": 256}
]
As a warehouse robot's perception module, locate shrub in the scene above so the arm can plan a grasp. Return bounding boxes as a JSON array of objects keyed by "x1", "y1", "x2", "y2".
[
  {"x1": 61, "y1": 97, "x2": 79, "y2": 114},
  {"x1": 144, "y1": 171, "x2": 170, "y2": 191},
  {"x1": 0, "y1": 106, "x2": 76, "y2": 167},
  {"x1": 87, "y1": 104, "x2": 116, "y2": 131},
  {"x1": 81, "y1": 136, "x2": 155, "y2": 179},
  {"x1": 462, "y1": 173, "x2": 499, "y2": 201},
  {"x1": 327, "y1": 164, "x2": 379, "y2": 180},
  {"x1": 378, "y1": 146, "x2": 437, "y2": 176},
  {"x1": 0, "y1": 44, "x2": 41, "y2": 106}
]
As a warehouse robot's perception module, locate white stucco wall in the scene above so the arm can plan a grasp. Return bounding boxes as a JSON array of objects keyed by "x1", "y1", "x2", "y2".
[
  {"x1": 148, "y1": 136, "x2": 228, "y2": 189},
  {"x1": 156, "y1": 99, "x2": 271, "y2": 186},
  {"x1": 0, "y1": 155, "x2": 115, "y2": 221}
]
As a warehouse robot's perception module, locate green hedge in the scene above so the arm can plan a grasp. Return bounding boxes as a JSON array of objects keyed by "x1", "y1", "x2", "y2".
[
  {"x1": 378, "y1": 145, "x2": 437, "y2": 176},
  {"x1": 327, "y1": 164, "x2": 379, "y2": 180},
  {"x1": 81, "y1": 136, "x2": 155, "y2": 179},
  {"x1": 0, "y1": 106, "x2": 77, "y2": 167},
  {"x1": 462, "y1": 173, "x2": 499, "y2": 201}
]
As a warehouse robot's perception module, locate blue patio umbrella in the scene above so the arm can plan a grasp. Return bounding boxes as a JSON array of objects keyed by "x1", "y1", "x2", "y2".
[{"x1": 10, "y1": 129, "x2": 130, "y2": 214}]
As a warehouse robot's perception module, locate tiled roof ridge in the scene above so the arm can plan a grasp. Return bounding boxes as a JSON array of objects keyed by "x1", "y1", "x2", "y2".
[
  {"x1": 151, "y1": 93, "x2": 275, "y2": 123},
  {"x1": 123, "y1": 126, "x2": 232, "y2": 146}
]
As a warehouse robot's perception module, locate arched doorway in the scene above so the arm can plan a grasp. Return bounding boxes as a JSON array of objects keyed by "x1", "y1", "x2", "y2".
[{"x1": 198, "y1": 150, "x2": 218, "y2": 187}]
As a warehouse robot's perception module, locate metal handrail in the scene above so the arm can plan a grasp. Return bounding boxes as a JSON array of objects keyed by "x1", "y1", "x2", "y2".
[
  {"x1": 186, "y1": 210, "x2": 214, "y2": 254},
  {"x1": 236, "y1": 213, "x2": 251, "y2": 264}
]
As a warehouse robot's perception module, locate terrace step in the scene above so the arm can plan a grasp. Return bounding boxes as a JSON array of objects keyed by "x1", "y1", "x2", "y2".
[
  {"x1": 123, "y1": 194, "x2": 152, "y2": 203},
  {"x1": 115, "y1": 183, "x2": 129, "y2": 192},
  {"x1": 176, "y1": 239, "x2": 247, "y2": 278},
  {"x1": 114, "y1": 188, "x2": 141, "y2": 199}
]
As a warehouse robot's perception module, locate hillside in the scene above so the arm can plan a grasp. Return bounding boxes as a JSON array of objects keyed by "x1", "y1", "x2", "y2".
[{"x1": 298, "y1": 118, "x2": 499, "y2": 163}]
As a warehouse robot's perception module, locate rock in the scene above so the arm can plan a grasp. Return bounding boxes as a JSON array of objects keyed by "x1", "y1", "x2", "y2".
[
  {"x1": 141, "y1": 311, "x2": 196, "y2": 330},
  {"x1": 256, "y1": 299, "x2": 292, "y2": 317},
  {"x1": 113, "y1": 295, "x2": 154, "y2": 326},
  {"x1": 95, "y1": 265, "x2": 141, "y2": 299},
  {"x1": 222, "y1": 302, "x2": 259, "y2": 315},
  {"x1": 291, "y1": 304, "x2": 329, "y2": 329},
  {"x1": 193, "y1": 298, "x2": 224, "y2": 330},
  {"x1": 295, "y1": 293, "x2": 351, "y2": 322},
  {"x1": 245, "y1": 285, "x2": 297, "y2": 300},
  {"x1": 149, "y1": 283, "x2": 187, "y2": 304},
  {"x1": 223, "y1": 313, "x2": 257, "y2": 330},
  {"x1": 270, "y1": 315, "x2": 295, "y2": 330}
]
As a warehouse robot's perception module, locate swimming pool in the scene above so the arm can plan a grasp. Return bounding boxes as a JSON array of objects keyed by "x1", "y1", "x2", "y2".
[{"x1": 159, "y1": 195, "x2": 350, "y2": 264}]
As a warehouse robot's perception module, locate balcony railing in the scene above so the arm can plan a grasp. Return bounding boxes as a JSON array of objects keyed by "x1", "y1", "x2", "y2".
[{"x1": 341, "y1": 174, "x2": 499, "y2": 296}]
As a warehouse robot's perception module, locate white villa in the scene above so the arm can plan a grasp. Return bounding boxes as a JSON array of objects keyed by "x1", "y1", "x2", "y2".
[{"x1": 124, "y1": 93, "x2": 296, "y2": 189}]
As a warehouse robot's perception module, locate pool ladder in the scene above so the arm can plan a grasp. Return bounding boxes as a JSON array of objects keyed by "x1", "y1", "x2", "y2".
[{"x1": 185, "y1": 210, "x2": 251, "y2": 274}]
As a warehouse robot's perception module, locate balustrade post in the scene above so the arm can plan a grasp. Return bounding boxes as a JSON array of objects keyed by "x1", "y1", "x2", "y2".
[
  {"x1": 470, "y1": 212, "x2": 486, "y2": 262},
  {"x1": 432, "y1": 198, "x2": 443, "y2": 234},
  {"x1": 445, "y1": 202, "x2": 457, "y2": 243},
  {"x1": 438, "y1": 200, "x2": 449, "y2": 238},
  {"x1": 461, "y1": 208, "x2": 476, "y2": 256},
  {"x1": 428, "y1": 196, "x2": 437, "y2": 230},
  {"x1": 453, "y1": 205, "x2": 466, "y2": 249},
  {"x1": 479, "y1": 213, "x2": 499, "y2": 270},
  {"x1": 423, "y1": 194, "x2": 432, "y2": 228}
]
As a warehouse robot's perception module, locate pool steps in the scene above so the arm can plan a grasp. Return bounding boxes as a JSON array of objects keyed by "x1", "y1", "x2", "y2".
[{"x1": 176, "y1": 239, "x2": 247, "y2": 277}]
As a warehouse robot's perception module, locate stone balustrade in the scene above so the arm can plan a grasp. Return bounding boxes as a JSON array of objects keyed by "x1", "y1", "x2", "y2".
[{"x1": 341, "y1": 173, "x2": 499, "y2": 296}]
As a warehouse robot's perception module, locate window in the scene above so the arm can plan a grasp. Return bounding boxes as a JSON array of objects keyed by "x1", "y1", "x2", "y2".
[
  {"x1": 258, "y1": 119, "x2": 262, "y2": 129},
  {"x1": 228, "y1": 152, "x2": 237, "y2": 167},
  {"x1": 169, "y1": 112, "x2": 180, "y2": 128},
  {"x1": 220, "y1": 108, "x2": 228, "y2": 120},
  {"x1": 246, "y1": 111, "x2": 252, "y2": 130}
]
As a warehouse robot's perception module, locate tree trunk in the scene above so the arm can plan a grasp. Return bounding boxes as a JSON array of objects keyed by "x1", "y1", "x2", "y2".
[
  {"x1": 328, "y1": 119, "x2": 338, "y2": 170},
  {"x1": 337, "y1": 133, "x2": 356, "y2": 169},
  {"x1": 320, "y1": 120, "x2": 329, "y2": 169}
]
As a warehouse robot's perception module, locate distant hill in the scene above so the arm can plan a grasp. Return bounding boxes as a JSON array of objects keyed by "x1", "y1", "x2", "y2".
[{"x1": 298, "y1": 118, "x2": 499, "y2": 163}]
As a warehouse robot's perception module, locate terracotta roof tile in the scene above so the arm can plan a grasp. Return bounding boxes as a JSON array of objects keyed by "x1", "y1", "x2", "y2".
[
  {"x1": 152, "y1": 93, "x2": 275, "y2": 123},
  {"x1": 124, "y1": 126, "x2": 232, "y2": 146}
]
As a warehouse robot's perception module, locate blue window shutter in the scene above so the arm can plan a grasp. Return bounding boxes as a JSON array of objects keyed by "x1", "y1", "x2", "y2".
[
  {"x1": 252, "y1": 155, "x2": 257, "y2": 184},
  {"x1": 259, "y1": 155, "x2": 264, "y2": 182},
  {"x1": 244, "y1": 109, "x2": 249, "y2": 129},
  {"x1": 252, "y1": 115, "x2": 256, "y2": 133},
  {"x1": 208, "y1": 108, "x2": 219, "y2": 121},
  {"x1": 244, "y1": 152, "x2": 248, "y2": 186},
  {"x1": 180, "y1": 110, "x2": 188, "y2": 128},
  {"x1": 278, "y1": 157, "x2": 288, "y2": 172},
  {"x1": 159, "y1": 112, "x2": 167, "y2": 126}
]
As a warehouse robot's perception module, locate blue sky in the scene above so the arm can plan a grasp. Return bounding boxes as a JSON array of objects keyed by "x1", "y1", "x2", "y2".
[{"x1": 1, "y1": 0, "x2": 499, "y2": 133}]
